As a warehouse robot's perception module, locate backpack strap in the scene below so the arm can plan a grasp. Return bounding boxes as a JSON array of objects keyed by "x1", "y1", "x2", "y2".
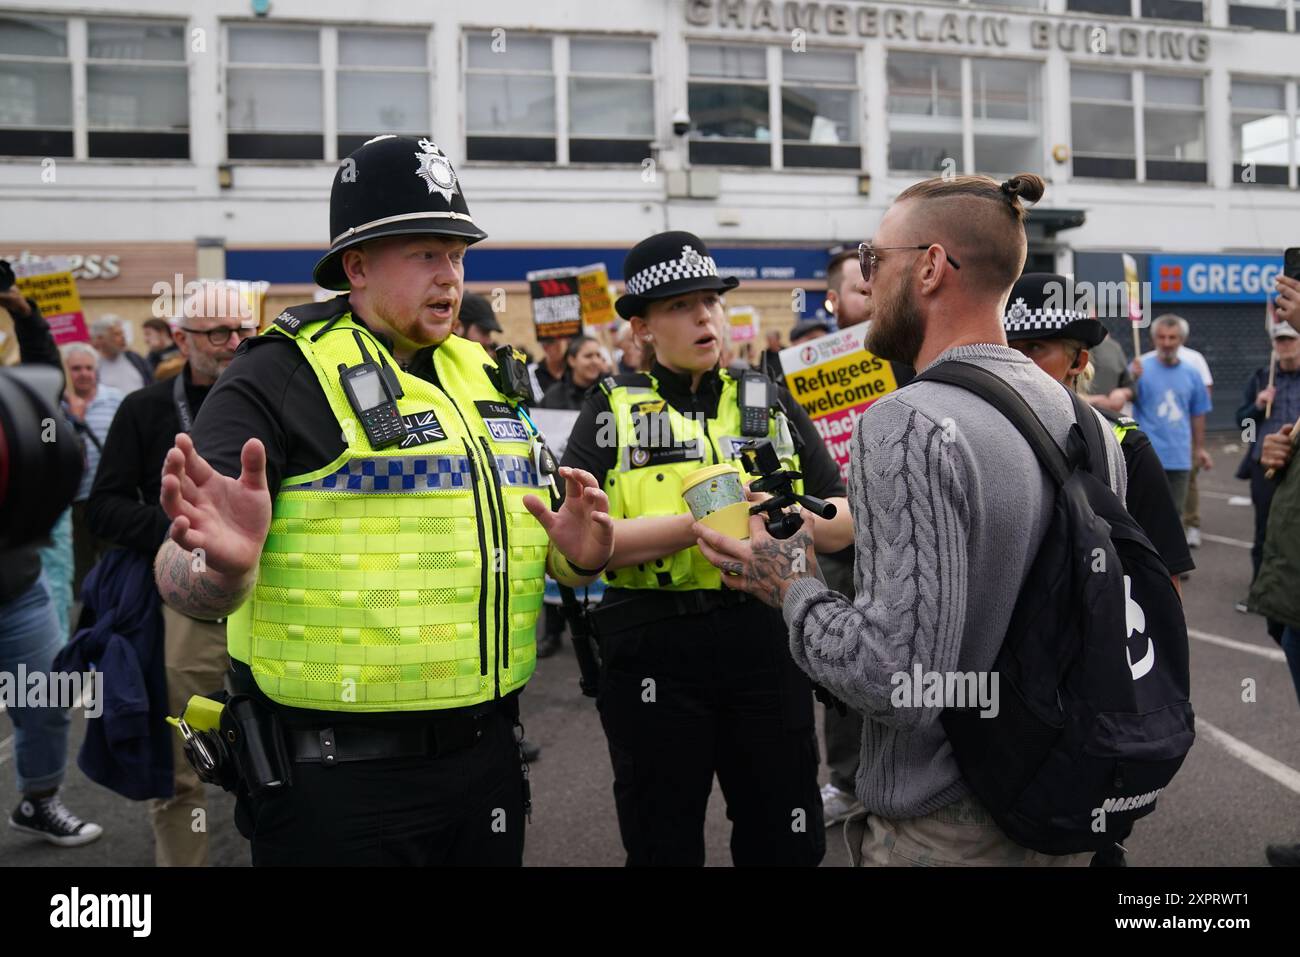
[
  {"x1": 913, "y1": 361, "x2": 1071, "y2": 486},
  {"x1": 1068, "y1": 391, "x2": 1111, "y2": 484}
]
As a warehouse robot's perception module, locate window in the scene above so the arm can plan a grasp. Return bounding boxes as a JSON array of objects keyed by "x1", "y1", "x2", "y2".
[
  {"x1": 887, "y1": 52, "x2": 962, "y2": 172},
  {"x1": 87, "y1": 21, "x2": 188, "y2": 159},
  {"x1": 1231, "y1": 80, "x2": 1289, "y2": 185},
  {"x1": 1228, "y1": 0, "x2": 1289, "y2": 30},
  {"x1": 1141, "y1": 0, "x2": 1205, "y2": 21},
  {"x1": 227, "y1": 26, "x2": 323, "y2": 160},
  {"x1": 1071, "y1": 69, "x2": 1136, "y2": 180},
  {"x1": 465, "y1": 33, "x2": 555, "y2": 162},
  {"x1": 1067, "y1": 0, "x2": 1131, "y2": 15},
  {"x1": 688, "y1": 43, "x2": 770, "y2": 167},
  {"x1": 781, "y1": 49, "x2": 859, "y2": 169},
  {"x1": 887, "y1": 52, "x2": 1042, "y2": 176},
  {"x1": 971, "y1": 58, "x2": 1040, "y2": 175},
  {"x1": 0, "y1": 16, "x2": 73, "y2": 156},
  {"x1": 569, "y1": 38, "x2": 654, "y2": 163},
  {"x1": 1144, "y1": 73, "x2": 1206, "y2": 182},
  {"x1": 336, "y1": 30, "x2": 430, "y2": 157}
]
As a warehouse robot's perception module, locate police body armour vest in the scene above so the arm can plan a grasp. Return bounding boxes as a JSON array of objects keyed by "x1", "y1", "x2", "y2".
[
  {"x1": 601, "y1": 369, "x2": 800, "y2": 592},
  {"x1": 226, "y1": 313, "x2": 549, "y2": 712}
]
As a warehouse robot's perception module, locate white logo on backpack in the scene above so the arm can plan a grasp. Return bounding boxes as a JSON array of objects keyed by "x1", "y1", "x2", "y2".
[{"x1": 1124, "y1": 575, "x2": 1155, "y2": 680}]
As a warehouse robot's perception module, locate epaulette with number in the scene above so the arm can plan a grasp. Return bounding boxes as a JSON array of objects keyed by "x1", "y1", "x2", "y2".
[
  {"x1": 270, "y1": 295, "x2": 351, "y2": 337},
  {"x1": 598, "y1": 372, "x2": 652, "y2": 396}
]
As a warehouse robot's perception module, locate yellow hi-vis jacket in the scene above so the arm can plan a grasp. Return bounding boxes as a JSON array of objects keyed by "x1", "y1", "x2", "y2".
[
  {"x1": 600, "y1": 369, "x2": 801, "y2": 592},
  {"x1": 226, "y1": 312, "x2": 549, "y2": 712}
]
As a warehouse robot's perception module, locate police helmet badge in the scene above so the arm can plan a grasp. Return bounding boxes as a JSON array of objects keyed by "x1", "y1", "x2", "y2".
[
  {"x1": 415, "y1": 139, "x2": 459, "y2": 203},
  {"x1": 1007, "y1": 297, "x2": 1029, "y2": 322}
]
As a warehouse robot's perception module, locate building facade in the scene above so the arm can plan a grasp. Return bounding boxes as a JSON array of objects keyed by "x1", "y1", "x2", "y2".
[{"x1": 3, "y1": 0, "x2": 1298, "y2": 422}]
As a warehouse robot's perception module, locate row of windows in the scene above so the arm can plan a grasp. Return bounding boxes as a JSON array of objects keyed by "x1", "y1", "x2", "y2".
[{"x1": 4, "y1": 16, "x2": 1300, "y2": 187}]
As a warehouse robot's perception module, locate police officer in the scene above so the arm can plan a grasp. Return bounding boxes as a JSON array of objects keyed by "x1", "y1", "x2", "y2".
[
  {"x1": 561, "y1": 230, "x2": 855, "y2": 866},
  {"x1": 152, "y1": 135, "x2": 612, "y2": 866}
]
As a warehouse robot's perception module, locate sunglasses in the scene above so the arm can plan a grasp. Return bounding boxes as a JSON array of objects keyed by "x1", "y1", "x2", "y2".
[{"x1": 858, "y1": 242, "x2": 961, "y2": 283}]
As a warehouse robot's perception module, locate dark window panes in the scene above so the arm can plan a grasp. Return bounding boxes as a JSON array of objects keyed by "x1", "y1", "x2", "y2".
[
  {"x1": 227, "y1": 133, "x2": 324, "y2": 160},
  {"x1": 1227, "y1": 5, "x2": 1288, "y2": 29},
  {"x1": 689, "y1": 83, "x2": 770, "y2": 139},
  {"x1": 89, "y1": 131, "x2": 188, "y2": 159},
  {"x1": 1232, "y1": 163, "x2": 1289, "y2": 185},
  {"x1": 783, "y1": 144, "x2": 861, "y2": 169},
  {"x1": 1140, "y1": 0, "x2": 1205, "y2": 21},
  {"x1": 1073, "y1": 155, "x2": 1137, "y2": 179},
  {"x1": 569, "y1": 139, "x2": 652, "y2": 164},
  {"x1": 689, "y1": 139, "x2": 770, "y2": 166},
  {"x1": 0, "y1": 127, "x2": 72, "y2": 156},
  {"x1": 1145, "y1": 159, "x2": 1207, "y2": 182},
  {"x1": 466, "y1": 136, "x2": 556, "y2": 163},
  {"x1": 1066, "y1": 0, "x2": 1132, "y2": 15}
]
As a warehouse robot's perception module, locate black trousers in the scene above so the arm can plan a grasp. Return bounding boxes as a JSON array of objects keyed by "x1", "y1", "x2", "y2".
[
  {"x1": 595, "y1": 594, "x2": 825, "y2": 867},
  {"x1": 235, "y1": 709, "x2": 526, "y2": 866}
]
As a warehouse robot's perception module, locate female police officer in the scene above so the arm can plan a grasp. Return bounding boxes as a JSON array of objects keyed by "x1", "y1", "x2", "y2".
[{"x1": 560, "y1": 231, "x2": 854, "y2": 866}]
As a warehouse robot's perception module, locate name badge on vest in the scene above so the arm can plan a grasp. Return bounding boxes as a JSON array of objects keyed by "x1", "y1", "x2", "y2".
[
  {"x1": 399, "y1": 409, "x2": 447, "y2": 447},
  {"x1": 475, "y1": 400, "x2": 530, "y2": 444}
]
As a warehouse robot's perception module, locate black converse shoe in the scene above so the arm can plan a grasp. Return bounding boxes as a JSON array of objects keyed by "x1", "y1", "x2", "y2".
[{"x1": 9, "y1": 792, "x2": 104, "y2": 848}]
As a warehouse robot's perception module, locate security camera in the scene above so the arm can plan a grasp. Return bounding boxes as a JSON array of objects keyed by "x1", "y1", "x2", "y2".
[{"x1": 672, "y1": 110, "x2": 691, "y2": 137}]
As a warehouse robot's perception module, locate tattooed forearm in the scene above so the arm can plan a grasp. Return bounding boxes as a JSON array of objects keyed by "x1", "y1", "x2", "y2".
[
  {"x1": 745, "y1": 526, "x2": 817, "y2": 607},
  {"x1": 153, "y1": 539, "x2": 255, "y2": 620}
]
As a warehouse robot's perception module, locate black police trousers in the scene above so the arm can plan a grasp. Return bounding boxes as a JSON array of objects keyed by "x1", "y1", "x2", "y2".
[
  {"x1": 595, "y1": 593, "x2": 825, "y2": 867},
  {"x1": 234, "y1": 708, "x2": 526, "y2": 866}
]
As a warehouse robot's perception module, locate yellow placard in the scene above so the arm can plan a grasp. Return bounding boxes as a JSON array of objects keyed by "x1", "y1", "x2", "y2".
[
  {"x1": 783, "y1": 349, "x2": 897, "y2": 418},
  {"x1": 578, "y1": 267, "x2": 616, "y2": 326},
  {"x1": 16, "y1": 270, "x2": 88, "y2": 344}
]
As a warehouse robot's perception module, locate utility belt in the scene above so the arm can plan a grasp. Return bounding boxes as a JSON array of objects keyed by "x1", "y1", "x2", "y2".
[
  {"x1": 169, "y1": 691, "x2": 517, "y2": 797},
  {"x1": 589, "y1": 587, "x2": 752, "y2": 637}
]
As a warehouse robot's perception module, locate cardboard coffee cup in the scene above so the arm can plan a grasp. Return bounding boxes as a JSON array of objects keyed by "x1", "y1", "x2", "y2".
[{"x1": 680, "y1": 464, "x2": 751, "y2": 540}]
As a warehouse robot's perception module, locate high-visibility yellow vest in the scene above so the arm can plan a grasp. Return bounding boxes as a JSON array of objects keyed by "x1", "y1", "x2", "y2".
[
  {"x1": 226, "y1": 312, "x2": 549, "y2": 712},
  {"x1": 600, "y1": 369, "x2": 802, "y2": 591}
]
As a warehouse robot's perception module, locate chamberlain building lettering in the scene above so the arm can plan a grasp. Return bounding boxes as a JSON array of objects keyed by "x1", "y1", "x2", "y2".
[{"x1": 684, "y1": 0, "x2": 1211, "y2": 62}]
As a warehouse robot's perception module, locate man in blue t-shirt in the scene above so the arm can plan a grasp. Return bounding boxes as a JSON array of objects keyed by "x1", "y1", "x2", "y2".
[{"x1": 1130, "y1": 313, "x2": 1213, "y2": 515}]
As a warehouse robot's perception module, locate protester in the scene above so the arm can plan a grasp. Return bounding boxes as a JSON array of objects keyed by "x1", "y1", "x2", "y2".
[
  {"x1": 613, "y1": 322, "x2": 644, "y2": 373},
  {"x1": 0, "y1": 278, "x2": 103, "y2": 848},
  {"x1": 142, "y1": 318, "x2": 181, "y2": 371},
  {"x1": 87, "y1": 281, "x2": 256, "y2": 866},
  {"x1": 696, "y1": 173, "x2": 1131, "y2": 867},
  {"x1": 1161, "y1": 330, "x2": 1213, "y2": 548},
  {"x1": 1130, "y1": 315, "x2": 1213, "y2": 521},
  {"x1": 760, "y1": 329, "x2": 784, "y2": 380},
  {"x1": 530, "y1": 335, "x2": 570, "y2": 400},
  {"x1": 454, "y1": 292, "x2": 501, "y2": 356},
  {"x1": 789, "y1": 317, "x2": 829, "y2": 345},
  {"x1": 89, "y1": 315, "x2": 151, "y2": 394},
  {"x1": 60, "y1": 343, "x2": 124, "y2": 598}
]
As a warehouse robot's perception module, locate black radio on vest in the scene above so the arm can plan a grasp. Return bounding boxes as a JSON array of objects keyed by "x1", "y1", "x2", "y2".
[{"x1": 338, "y1": 329, "x2": 406, "y2": 449}]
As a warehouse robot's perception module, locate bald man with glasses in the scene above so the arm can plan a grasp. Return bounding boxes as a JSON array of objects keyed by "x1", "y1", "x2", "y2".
[{"x1": 87, "y1": 282, "x2": 258, "y2": 866}]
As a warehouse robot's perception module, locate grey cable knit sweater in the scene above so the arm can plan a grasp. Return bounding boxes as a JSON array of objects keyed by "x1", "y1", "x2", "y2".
[{"x1": 783, "y1": 344, "x2": 1127, "y2": 819}]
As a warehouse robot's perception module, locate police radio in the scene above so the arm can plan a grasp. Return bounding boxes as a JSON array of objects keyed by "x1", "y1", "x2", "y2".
[
  {"x1": 339, "y1": 330, "x2": 406, "y2": 449},
  {"x1": 738, "y1": 369, "x2": 774, "y2": 437}
]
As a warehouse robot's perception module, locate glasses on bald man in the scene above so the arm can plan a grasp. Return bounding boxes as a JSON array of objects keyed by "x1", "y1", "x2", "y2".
[
  {"x1": 179, "y1": 324, "x2": 258, "y2": 346},
  {"x1": 859, "y1": 241, "x2": 961, "y2": 283}
]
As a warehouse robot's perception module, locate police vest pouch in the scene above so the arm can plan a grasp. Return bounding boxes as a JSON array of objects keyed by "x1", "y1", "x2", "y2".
[{"x1": 221, "y1": 694, "x2": 293, "y2": 798}]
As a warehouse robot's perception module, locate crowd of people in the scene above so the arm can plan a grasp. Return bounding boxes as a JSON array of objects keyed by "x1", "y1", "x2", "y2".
[{"x1": 1, "y1": 133, "x2": 1298, "y2": 868}]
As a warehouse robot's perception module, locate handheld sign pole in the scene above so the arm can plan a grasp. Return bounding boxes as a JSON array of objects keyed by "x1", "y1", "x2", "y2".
[{"x1": 1122, "y1": 253, "x2": 1142, "y2": 364}]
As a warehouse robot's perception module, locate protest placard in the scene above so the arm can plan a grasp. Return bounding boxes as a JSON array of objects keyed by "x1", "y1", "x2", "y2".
[
  {"x1": 13, "y1": 256, "x2": 89, "y2": 344},
  {"x1": 727, "y1": 306, "x2": 758, "y2": 342},
  {"x1": 528, "y1": 262, "x2": 616, "y2": 339},
  {"x1": 779, "y1": 324, "x2": 898, "y2": 480}
]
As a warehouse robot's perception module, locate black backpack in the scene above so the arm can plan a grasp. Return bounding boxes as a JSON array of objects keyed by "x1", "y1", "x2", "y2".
[{"x1": 914, "y1": 361, "x2": 1195, "y2": 855}]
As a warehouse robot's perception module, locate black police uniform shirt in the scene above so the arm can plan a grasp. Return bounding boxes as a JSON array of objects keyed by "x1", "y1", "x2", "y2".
[
  {"x1": 1100, "y1": 410, "x2": 1194, "y2": 577},
  {"x1": 189, "y1": 297, "x2": 513, "y2": 724},
  {"x1": 559, "y1": 360, "x2": 847, "y2": 599}
]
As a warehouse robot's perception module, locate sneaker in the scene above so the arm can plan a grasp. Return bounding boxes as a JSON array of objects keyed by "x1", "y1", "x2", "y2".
[
  {"x1": 1185, "y1": 527, "x2": 1201, "y2": 548},
  {"x1": 1266, "y1": 843, "x2": 1300, "y2": 866},
  {"x1": 1235, "y1": 599, "x2": 1250, "y2": 614},
  {"x1": 9, "y1": 792, "x2": 103, "y2": 848},
  {"x1": 819, "y1": 782, "x2": 862, "y2": 827}
]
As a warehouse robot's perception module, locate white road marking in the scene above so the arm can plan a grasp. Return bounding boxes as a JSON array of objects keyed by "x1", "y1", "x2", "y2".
[
  {"x1": 1199, "y1": 489, "x2": 1240, "y2": 501},
  {"x1": 1189, "y1": 628, "x2": 1287, "y2": 662},
  {"x1": 1200, "y1": 532, "x2": 1253, "y2": 549},
  {"x1": 1198, "y1": 718, "x2": 1300, "y2": 796},
  {"x1": 1227, "y1": 496, "x2": 1252, "y2": 507}
]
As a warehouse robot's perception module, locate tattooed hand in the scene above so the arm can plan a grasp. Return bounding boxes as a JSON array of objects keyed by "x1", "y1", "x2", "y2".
[{"x1": 693, "y1": 511, "x2": 819, "y2": 609}]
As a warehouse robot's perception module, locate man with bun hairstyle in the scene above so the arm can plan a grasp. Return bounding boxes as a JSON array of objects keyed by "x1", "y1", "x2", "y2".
[{"x1": 696, "y1": 174, "x2": 1129, "y2": 866}]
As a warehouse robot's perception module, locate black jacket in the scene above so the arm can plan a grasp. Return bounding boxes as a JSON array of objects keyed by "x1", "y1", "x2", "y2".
[
  {"x1": 87, "y1": 364, "x2": 211, "y2": 556},
  {"x1": 539, "y1": 377, "x2": 596, "y2": 412}
]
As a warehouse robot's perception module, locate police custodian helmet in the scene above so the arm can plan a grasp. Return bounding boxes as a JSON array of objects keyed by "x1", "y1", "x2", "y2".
[{"x1": 313, "y1": 134, "x2": 488, "y2": 291}]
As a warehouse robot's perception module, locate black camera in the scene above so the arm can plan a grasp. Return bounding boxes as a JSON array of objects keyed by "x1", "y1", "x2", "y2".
[
  {"x1": 737, "y1": 438, "x2": 836, "y2": 540},
  {"x1": 0, "y1": 366, "x2": 84, "y2": 550},
  {"x1": 0, "y1": 258, "x2": 14, "y2": 291}
]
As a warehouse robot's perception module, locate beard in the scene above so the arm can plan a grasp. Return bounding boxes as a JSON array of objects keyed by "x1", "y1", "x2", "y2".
[{"x1": 865, "y1": 281, "x2": 926, "y2": 366}]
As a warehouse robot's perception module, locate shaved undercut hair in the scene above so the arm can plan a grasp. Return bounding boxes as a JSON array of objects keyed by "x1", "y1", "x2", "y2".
[{"x1": 895, "y1": 172, "x2": 1046, "y2": 295}]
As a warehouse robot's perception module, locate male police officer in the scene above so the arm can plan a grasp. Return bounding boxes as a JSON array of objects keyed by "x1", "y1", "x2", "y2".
[{"x1": 153, "y1": 135, "x2": 612, "y2": 866}]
